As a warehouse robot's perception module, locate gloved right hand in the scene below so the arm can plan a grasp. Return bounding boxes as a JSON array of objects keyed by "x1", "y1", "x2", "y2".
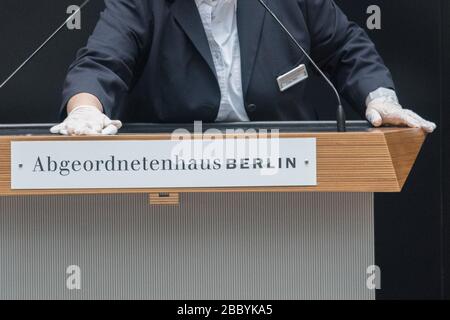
[{"x1": 50, "y1": 105, "x2": 122, "y2": 136}]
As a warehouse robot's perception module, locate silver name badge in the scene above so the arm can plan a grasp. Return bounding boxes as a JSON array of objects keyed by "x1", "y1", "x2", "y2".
[{"x1": 277, "y1": 64, "x2": 308, "y2": 92}]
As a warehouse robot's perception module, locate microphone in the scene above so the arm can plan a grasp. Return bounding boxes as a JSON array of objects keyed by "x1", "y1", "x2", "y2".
[
  {"x1": 0, "y1": 0, "x2": 91, "y2": 90},
  {"x1": 257, "y1": 0, "x2": 347, "y2": 132}
]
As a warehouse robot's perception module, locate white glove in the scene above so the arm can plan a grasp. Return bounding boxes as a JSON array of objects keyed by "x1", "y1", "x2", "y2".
[
  {"x1": 365, "y1": 88, "x2": 436, "y2": 133},
  {"x1": 50, "y1": 106, "x2": 122, "y2": 136}
]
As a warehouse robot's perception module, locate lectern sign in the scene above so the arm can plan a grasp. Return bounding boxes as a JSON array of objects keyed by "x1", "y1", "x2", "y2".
[{"x1": 10, "y1": 138, "x2": 317, "y2": 190}]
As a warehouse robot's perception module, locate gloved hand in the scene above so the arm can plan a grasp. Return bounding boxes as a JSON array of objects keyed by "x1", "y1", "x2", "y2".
[
  {"x1": 50, "y1": 105, "x2": 122, "y2": 136},
  {"x1": 365, "y1": 88, "x2": 436, "y2": 133}
]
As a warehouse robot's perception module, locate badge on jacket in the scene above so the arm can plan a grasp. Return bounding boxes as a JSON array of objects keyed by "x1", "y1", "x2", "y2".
[{"x1": 277, "y1": 64, "x2": 308, "y2": 92}]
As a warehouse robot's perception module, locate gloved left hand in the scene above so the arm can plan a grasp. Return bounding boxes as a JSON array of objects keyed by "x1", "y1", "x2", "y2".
[{"x1": 365, "y1": 89, "x2": 436, "y2": 133}]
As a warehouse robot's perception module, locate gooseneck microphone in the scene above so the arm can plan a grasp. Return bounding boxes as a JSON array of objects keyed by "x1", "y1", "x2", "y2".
[
  {"x1": 257, "y1": 0, "x2": 347, "y2": 132},
  {"x1": 0, "y1": 0, "x2": 91, "y2": 90}
]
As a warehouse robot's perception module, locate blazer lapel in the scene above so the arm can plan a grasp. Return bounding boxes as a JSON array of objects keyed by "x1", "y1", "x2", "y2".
[
  {"x1": 237, "y1": 0, "x2": 266, "y2": 98},
  {"x1": 171, "y1": 0, "x2": 216, "y2": 76}
]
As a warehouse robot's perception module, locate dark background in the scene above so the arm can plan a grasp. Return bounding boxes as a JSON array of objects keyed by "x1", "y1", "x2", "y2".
[
  {"x1": 442, "y1": 0, "x2": 450, "y2": 301},
  {"x1": 0, "y1": 0, "x2": 448, "y2": 299}
]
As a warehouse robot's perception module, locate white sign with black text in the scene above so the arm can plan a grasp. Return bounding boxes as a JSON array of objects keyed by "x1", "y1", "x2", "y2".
[{"x1": 11, "y1": 138, "x2": 317, "y2": 190}]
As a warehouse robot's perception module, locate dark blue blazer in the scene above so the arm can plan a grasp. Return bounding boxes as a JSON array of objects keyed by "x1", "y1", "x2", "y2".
[{"x1": 61, "y1": 0, "x2": 395, "y2": 122}]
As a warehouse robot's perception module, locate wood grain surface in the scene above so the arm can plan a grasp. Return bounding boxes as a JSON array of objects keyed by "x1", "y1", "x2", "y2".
[{"x1": 0, "y1": 128, "x2": 426, "y2": 195}]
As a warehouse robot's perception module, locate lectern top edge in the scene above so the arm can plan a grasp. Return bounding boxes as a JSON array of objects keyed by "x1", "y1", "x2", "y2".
[
  {"x1": 0, "y1": 124, "x2": 426, "y2": 195},
  {"x1": 0, "y1": 121, "x2": 371, "y2": 136}
]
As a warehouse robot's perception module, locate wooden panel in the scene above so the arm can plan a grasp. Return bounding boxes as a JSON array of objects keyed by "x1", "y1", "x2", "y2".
[
  {"x1": 149, "y1": 193, "x2": 180, "y2": 206},
  {"x1": 383, "y1": 129, "x2": 426, "y2": 188},
  {"x1": 0, "y1": 128, "x2": 426, "y2": 195}
]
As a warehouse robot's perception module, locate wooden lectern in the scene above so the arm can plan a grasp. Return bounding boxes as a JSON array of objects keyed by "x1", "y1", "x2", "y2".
[{"x1": 0, "y1": 122, "x2": 427, "y2": 300}]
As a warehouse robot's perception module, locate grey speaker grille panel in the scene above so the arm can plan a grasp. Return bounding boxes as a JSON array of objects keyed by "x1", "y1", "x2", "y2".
[{"x1": 0, "y1": 192, "x2": 374, "y2": 300}]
